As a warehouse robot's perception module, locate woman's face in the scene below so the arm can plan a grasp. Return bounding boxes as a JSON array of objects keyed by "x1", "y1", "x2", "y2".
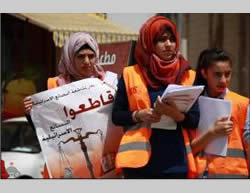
[
  {"x1": 154, "y1": 31, "x2": 176, "y2": 61},
  {"x1": 201, "y1": 61, "x2": 232, "y2": 98},
  {"x1": 74, "y1": 48, "x2": 97, "y2": 78}
]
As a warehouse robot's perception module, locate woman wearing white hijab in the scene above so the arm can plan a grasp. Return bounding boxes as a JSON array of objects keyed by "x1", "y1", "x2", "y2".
[
  {"x1": 24, "y1": 32, "x2": 116, "y2": 178},
  {"x1": 24, "y1": 32, "x2": 106, "y2": 112},
  {"x1": 56, "y1": 32, "x2": 105, "y2": 86}
]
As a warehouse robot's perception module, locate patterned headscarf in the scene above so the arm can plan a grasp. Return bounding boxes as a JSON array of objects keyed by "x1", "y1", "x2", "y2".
[
  {"x1": 57, "y1": 32, "x2": 105, "y2": 85},
  {"x1": 135, "y1": 16, "x2": 190, "y2": 89}
]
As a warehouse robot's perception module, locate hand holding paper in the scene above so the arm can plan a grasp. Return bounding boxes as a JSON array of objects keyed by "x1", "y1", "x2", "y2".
[
  {"x1": 136, "y1": 108, "x2": 161, "y2": 123},
  {"x1": 161, "y1": 84, "x2": 204, "y2": 113},
  {"x1": 209, "y1": 117, "x2": 233, "y2": 137},
  {"x1": 198, "y1": 96, "x2": 232, "y2": 156},
  {"x1": 151, "y1": 84, "x2": 204, "y2": 130},
  {"x1": 154, "y1": 96, "x2": 185, "y2": 122}
]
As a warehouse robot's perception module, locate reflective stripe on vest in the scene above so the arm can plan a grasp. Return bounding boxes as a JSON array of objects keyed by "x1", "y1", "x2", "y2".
[
  {"x1": 195, "y1": 148, "x2": 246, "y2": 158},
  {"x1": 185, "y1": 91, "x2": 249, "y2": 178},
  {"x1": 185, "y1": 144, "x2": 192, "y2": 154},
  {"x1": 183, "y1": 145, "x2": 248, "y2": 158},
  {"x1": 118, "y1": 141, "x2": 151, "y2": 153},
  {"x1": 115, "y1": 64, "x2": 196, "y2": 169},
  {"x1": 226, "y1": 148, "x2": 246, "y2": 158}
]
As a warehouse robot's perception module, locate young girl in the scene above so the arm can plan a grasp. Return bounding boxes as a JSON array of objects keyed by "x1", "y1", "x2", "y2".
[{"x1": 185, "y1": 48, "x2": 249, "y2": 178}]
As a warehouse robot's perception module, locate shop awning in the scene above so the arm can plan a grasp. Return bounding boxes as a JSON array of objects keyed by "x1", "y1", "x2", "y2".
[{"x1": 11, "y1": 13, "x2": 138, "y2": 47}]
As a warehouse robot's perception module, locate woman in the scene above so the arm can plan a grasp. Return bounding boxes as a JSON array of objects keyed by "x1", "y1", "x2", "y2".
[
  {"x1": 24, "y1": 32, "x2": 116, "y2": 178},
  {"x1": 185, "y1": 48, "x2": 249, "y2": 178},
  {"x1": 24, "y1": 32, "x2": 105, "y2": 110},
  {"x1": 112, "y1": 16, "x2": 199, "y2": 179}
]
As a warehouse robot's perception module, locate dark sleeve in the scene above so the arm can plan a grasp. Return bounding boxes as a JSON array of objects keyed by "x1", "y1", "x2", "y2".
[
  {"x1": 179, "y1": 100, "x2": 200, "y2": 129},
  {"x1": 112, "y1": 76, "x2": 136, "y2": 126}
]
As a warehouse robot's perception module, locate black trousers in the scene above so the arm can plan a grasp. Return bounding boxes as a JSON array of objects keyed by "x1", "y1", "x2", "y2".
[{"x1": 123, "y1": 168, "x2": 187, "y2": 179}]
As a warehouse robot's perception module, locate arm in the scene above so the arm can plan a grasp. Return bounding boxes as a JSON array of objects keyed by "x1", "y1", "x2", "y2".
[
  {"x1": 190, "y1": 129, "x2": 216, "y2": 155},
  {"x1": 23, "y1": 96, "x2": 33, "y2": 115},
  {"x1": 181, "y1": 100, "x2": 200, "y2": 129},
  {"x1": 112, "y1": 76, "x2": 161, "y2": 126},
  {"x1": 154, "y1": 96, "x2": 185, "y2": 122},
  {"x1": 111, "y1": 76, "x2": 135, "y2": 126},
  {"x1": 190, "y1": 117, "x2": 233, "y2": 155},
  {"x1": 154, "y1": 96, "x2": 200, "y2": 128}
]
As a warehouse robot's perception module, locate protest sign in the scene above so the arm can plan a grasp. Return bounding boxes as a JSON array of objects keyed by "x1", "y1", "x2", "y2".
[{"x1": 30, "y1": 78, "x2": 123, "y2": 178}]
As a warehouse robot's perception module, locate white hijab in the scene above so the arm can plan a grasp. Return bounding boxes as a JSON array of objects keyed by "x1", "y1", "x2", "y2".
[{"x1": 57, "y1": 32, "x2": 104, "y2": 85}]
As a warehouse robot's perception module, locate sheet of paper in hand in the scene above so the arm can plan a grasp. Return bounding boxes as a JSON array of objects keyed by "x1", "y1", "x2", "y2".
[
  {"x1": 151, "y1": 84, "x2": 204, "y2": 130},
  {"x1": 30, "y1": 78, "x2": 123, "y2": 178},
  {"x1": 198, "y1": 96, "x2": 232, "y2": 157},
  {"x1": 161, "y1": 84, "x2": 204, "y2": 113}
]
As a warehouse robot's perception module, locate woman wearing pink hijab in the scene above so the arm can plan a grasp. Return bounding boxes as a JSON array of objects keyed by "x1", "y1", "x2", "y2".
[
  {"x1": 54, "y1": 32, "x2": 105, "y2": 87},
  {"x1": 23, "y1": 32, "x2": 108, "y2": 178},
  {"x1": 24, "y1": 32, "x2": 105, "y2": 113}
]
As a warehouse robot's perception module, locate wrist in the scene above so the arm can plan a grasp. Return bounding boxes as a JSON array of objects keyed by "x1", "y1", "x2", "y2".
[
  {"x1": 132, "y1": 110, "x2": 141, "y2": 123},
  {"x1": 174, "y1": 112, "x2": 185, "y2": 122},
  {"x1": 178, "y1": 113, "x2": 185, "y2": 122},
  {"x1": 207, "y1": 129, "x2": 216, "y2": 139}
]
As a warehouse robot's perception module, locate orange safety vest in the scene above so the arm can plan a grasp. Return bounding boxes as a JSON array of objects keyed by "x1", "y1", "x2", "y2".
[
  {"x1": 47, "y1": 77, "x2": 59, "y2": 90},
  {"x1": 115, "y1": 64, "x2": 196, "y2": 169},
  {"x1": 184, "y1": 91, "x2": 249, "y2": 178}
]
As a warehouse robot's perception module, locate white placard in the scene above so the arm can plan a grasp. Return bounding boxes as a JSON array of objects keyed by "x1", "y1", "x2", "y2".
[{"x1": 31, "y1": 78, "x2": 122, "y2": 178}]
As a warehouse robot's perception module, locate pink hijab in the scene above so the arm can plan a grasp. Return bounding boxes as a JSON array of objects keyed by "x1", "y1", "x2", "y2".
[{"x1": 57, "y1": 32, "x2": 105, "y2": 86}]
